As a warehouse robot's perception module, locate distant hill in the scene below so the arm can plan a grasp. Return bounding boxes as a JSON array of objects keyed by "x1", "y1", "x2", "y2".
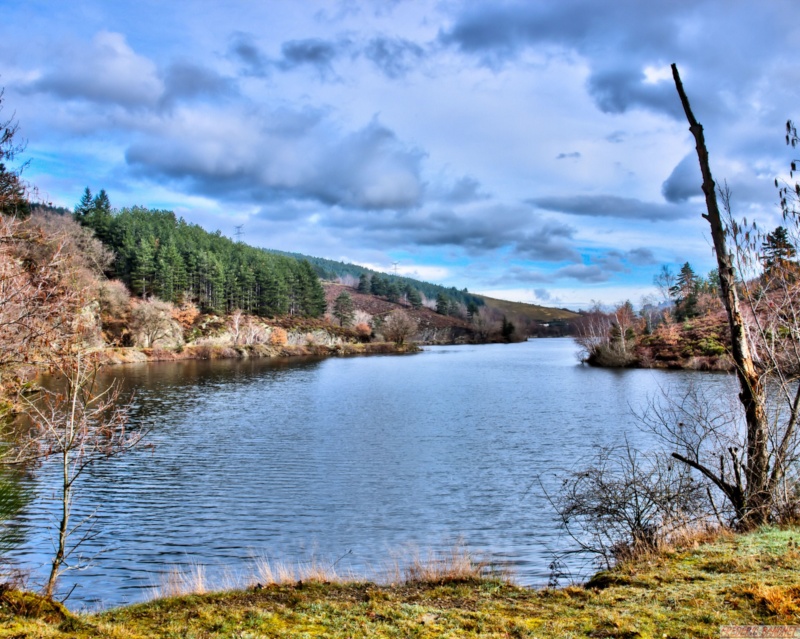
[
  {"x1": 476, "y1": 295, "x2": 578, "y2": 322},
  {"x1": 266, "y1": 249, "x2": 484, "y2": 309}
]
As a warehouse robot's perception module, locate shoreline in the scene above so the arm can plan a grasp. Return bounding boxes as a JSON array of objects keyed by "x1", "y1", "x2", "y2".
[{"x1": 94, "y1": 341, "x2": 422, "y2": 366}]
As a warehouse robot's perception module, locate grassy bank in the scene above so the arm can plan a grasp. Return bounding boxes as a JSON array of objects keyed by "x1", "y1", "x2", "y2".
[{"x1": 2, "y1": 527, "x2": 799, "y2": 637}]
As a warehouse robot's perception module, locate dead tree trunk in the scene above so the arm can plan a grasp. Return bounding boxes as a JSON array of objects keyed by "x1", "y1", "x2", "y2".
[{"x1": 671, "y1": 63, "x2": 770, "y2": 528}]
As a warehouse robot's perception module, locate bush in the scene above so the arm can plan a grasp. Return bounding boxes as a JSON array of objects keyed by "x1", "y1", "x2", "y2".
[
  {"x1": 269, "y1": 327, "x2": 288, "y2": 347},
  {"x1": 552, "y1": 442, "x2": 712, "y2": 568}
]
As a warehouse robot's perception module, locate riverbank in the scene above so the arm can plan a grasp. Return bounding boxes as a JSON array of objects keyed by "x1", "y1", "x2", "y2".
[
  {"x1": 95, "y1": 341, "x2": 420, "y2": 366},
  {"x1": 2, "y1": 526, "x2": 798, "y2": 637}
]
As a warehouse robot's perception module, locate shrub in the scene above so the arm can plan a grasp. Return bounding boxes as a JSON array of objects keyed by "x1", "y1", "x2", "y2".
[{"x1": 269, "y1": 327, "x2": 288, "y2": 347}]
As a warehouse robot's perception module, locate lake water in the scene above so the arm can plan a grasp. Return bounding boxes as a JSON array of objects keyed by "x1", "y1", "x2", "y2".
[{"x1": 10, "y1": 339, "x2": 735, "y2": 608}]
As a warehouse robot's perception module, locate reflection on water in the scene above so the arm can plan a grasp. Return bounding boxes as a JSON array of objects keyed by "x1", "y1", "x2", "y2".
[{"x1": 10, "y1": 340, "x2": 735, "y2": 608}]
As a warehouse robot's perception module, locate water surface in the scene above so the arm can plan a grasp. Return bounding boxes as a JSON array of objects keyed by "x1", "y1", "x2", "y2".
[{"x1": 12, "y1": 339, "x2": 734, "y2": 608}]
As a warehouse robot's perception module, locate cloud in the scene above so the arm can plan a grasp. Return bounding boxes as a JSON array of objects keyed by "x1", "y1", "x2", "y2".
[
  {"x1": 439, "y1": 0, "x2": 793, "y2": 122},
  {"x1": 278, "y1": 37, "x2": 352, "y2": 79},
  {"x1": 229, "y1": 32, "x2": 270, "y2": 77},
  {"x1": 161, "y1": 62, "x2": 237, "y2": 106},
  {"x1": 555, "y1": 152, "x2": 581, "y2": 160},
  {"x1": 364, "y1": 37, "x2": 425, "y2": 78},
  {"x1": 27, "y1": 31, "x2": 163, "y2": 107},
  {"x1": 126, "y1": 111, "x2": 425, "y2": 210},
  {"x1": 661, "y1": 153, "x2": 701, "y2": 203},
  {"x1": 529, "y1": 194, "x2": 692, "y2": 221},
  {"x1": 533, "y1": 287, "x2": 551, "y2": 301},
  {"x1": 436, "y1": 176, "x2": 490, "y2": 204}
]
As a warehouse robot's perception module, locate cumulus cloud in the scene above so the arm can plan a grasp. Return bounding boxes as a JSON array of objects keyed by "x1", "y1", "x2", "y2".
[
  {"x1": 529, "y1": 194, "x2": 691, "y2": 221},
  {"x1": 439, "y1": 0, "x2": 793, "y2": 122},
  {"x1": 161, "y1": 62, "x2": 237, "y2": 106},
  {"x1": 27, "y1": 31, "x2": 163, "y2": 107},
  {"x1": 126, "y1": 111, "x2": 424, "y2": 210}
]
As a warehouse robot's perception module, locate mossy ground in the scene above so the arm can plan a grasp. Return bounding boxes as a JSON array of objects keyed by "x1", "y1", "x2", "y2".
[{"x1": 2, "y1": 527, "x2": 800, "y2": 638}]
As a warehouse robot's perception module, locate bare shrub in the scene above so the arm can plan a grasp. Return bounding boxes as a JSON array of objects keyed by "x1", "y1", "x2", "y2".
[
  {"x1": 552, "y1": 441, "x2": 712, "y2": 568},
  {"x1": 97, "y1": 280, "x2": 132, "y2": 319},
  {"x1": 381, "y1": 310, "x2": 417, "y2": 345},
  {"x1": 130, "y1": 298, "x2": 183, "y2": 348}
]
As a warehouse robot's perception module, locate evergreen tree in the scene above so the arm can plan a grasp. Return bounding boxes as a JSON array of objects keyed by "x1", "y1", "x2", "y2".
[
  {"x1": 386, "y1": 281, "x2": 401, "y2": 303},
  {"x1": 761, "y1": 226, "x2": 797, "y2": 279},
  {"x1": 371, "y1": 275, "x2": 387, "y2": 297},
  {"x1": 406, "y1": 286, "x2": 422, "y2": 309},
  {"x1": 332, "y1": 291, "x2": 355, "y2": 326},
  {"x1": 436, "y1": 293, "x2": 450, "y2": 315},
  {"x1": 501, "y1": 316, "x2": 515, "y2": 341},
  {"x1": 670, "y1": 262, "x2": 699, "y2": 320},
  {"x1": 73, "y1": 187, "x2": 93, "y2": 223},
  {"x1": 357, "y1": 272, "x2": 371, "y2": 293}
]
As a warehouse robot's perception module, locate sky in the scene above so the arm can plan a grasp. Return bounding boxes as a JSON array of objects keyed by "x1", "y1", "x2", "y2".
[{"x1": 1, "y1": 0, "x2": 798, "y2": 310}]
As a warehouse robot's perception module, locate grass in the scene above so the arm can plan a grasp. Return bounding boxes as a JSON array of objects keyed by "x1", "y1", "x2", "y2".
[{"x1": 2, "y1": 528, "x2": 800, "y2": 637}]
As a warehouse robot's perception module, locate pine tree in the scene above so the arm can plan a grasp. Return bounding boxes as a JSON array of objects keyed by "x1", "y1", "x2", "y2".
[
  {"x1": 670, "y1": 262, "x2": 699, "y2": 320},
  {"x1": 761, "y1": 226, "x2": 797, "y2": 280},
  {"x1": 74, "y1": 187, "x2": 93, "y2": 223},
  {"x1": 436, "y1": 293, "x2": 450, "y2": 315},
  {"x1": 332, "y1": 291, "x2": 355, "y2": 326},
  {"x1": 406, "y1": 286, "x2": 422, "y2": 309},
  {"x1": 357, "y1": 273, "x2": 371, "y2": 293}
]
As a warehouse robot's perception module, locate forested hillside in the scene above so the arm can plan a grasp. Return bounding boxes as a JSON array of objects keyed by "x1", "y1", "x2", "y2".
[{"x1": 74, "y1": 191, "x2": 326, "y2": 317}]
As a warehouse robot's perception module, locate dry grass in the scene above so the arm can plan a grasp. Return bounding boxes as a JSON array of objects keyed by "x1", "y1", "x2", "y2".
[
  {"x1": 151, "y1": 563, "x2": 208, "y2": 599},
  {"x1": 385, "y1": 544, "x2": 505, "y2": 585}
]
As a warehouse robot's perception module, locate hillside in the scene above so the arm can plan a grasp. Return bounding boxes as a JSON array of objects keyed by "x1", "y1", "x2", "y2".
[
  {"x1": 324, "y1": 282, "x2": 475, "y2": 344},
  {"x1": 477, "y1": 295, "x2": 579, "y2": 336}
]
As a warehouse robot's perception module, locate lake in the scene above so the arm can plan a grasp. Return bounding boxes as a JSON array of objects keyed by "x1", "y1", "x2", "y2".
[{"x1": 10, "y1": 339, "x2": 735, "y2": 608}]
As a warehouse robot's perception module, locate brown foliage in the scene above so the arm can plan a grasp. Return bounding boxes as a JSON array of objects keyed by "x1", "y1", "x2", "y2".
[{"x1": 269, "y1": 327, "x2": 288, "y2": 347}]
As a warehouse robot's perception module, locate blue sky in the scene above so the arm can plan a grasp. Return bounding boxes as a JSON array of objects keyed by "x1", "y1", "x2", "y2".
[{"x1": 1, "y1": 0, "x2": 797, "y2": 309}]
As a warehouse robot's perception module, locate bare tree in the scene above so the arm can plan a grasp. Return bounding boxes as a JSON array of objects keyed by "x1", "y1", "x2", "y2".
[
  {"x1": 130, "y1": 298, "x2": 182, "y2": 348},
  {"x1": 11, "y1": 352, "x2": 142, "y2": 598},
  {"x1": 381, "y1": 310, "x2": 417, "y2": 346},
  {"x1": 670, "y1": 64, "x2": 800, "y2": 527}
]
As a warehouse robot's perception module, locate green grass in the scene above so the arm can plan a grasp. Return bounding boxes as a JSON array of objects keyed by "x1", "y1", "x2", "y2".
[{"x1": 2, "y1": 527, "x2": 800, "y2": 637}]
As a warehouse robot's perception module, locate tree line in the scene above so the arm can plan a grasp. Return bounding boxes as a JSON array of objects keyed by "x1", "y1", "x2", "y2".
[{"x1": 74, "y1": 188, "x2": 326, "y2": 317}]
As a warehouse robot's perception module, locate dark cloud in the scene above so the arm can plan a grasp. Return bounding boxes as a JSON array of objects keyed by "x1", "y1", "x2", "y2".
[
  {"x1": 586, "y1": 64, "x2": 682, "y2": 117},
  {"x1": 515, "y1": 221, "x2": 580, "y2": 262},
  {"x1": 161, "y1": 62, "x2": 237, "y2": 106},
  {"x1": 555, "y1": 152, "x2": 581, "y2": 160},
  {"x1": 364, "y1": 37, "x2": 425, "y2": 78},
  {"x1": 530, "y1": 194, "x2": 691, "y2": 221},
  {"x1": 278, "y1": 38, "x2": 351, "y2": 79},
  {"x1": 126, "y1": 113, "x2": 424, "y2": 211},
  {"x1": 228, "y1": 32, "x2": 270, "y2": 77},
  {"x1": 439, "y1": 0, "x2": 792, "y2": 121},
  {"x1": 555, "y1": 264, "x2": 611, "y2": 283},
  {"x1": 533, "y1": 288, "x2": 551, "y2": 301},
  {"x1": 624, "y1": 247, "x2": 657, "y2": 265},
  {"x1": 438, "y1": 176, "x2": 490, "y2": 204},
  {"x1": 662, "y1": 153, "x2": 701, "y2": 203}
]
